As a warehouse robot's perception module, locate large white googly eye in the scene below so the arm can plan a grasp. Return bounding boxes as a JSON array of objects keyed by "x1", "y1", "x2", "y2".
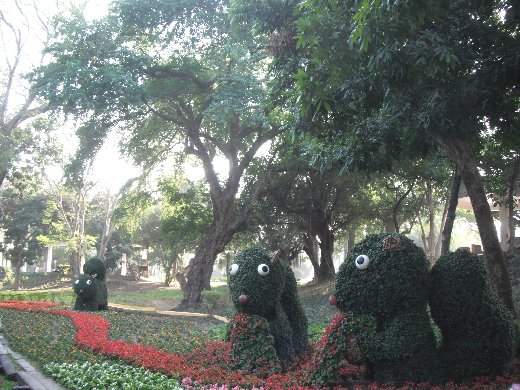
[
  {"x1": 257, "y1": 264, "x2": 270, "y2": 276},
  {"x1": 229, "y1": 264, "x2": 239, "y2": 276},
  {"x1": 74, "y1": 280, "x2": 80, "y2": 284},
  {"x1": 355, "y1": 255, "x2": 370, "y2": 270},
  {"x1": 86, "y1": 279, "x2": 92, "y2": 285}
]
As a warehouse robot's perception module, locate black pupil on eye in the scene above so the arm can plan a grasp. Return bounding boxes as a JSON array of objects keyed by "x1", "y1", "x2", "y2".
[
  {"x1": 229, "y1": 267, "x2": 232, "y2": 272},
  {"x1": 262, "y1": 266, "x2": 268, "y2": 273},
  {"x1": 357, "y1": 257, "x2": 364, "y2": 265}
]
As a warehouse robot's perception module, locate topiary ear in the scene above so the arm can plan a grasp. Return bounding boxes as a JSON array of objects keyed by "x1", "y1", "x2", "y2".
[{"x1": 382, "y1": 236, "x2": 405, "y2": 252}]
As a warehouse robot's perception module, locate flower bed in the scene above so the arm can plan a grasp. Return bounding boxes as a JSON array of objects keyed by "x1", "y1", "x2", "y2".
[{"x1": 0, "y1": 300, "x2": 518, "y2": 389}]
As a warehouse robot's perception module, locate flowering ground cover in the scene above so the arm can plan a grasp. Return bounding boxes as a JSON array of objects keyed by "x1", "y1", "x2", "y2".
[{"x1": 0, "y1": 300, "x2": 519, "y2": 389}]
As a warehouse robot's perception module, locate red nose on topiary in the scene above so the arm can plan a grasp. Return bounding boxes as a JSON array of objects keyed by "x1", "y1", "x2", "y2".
[
  {"x1": 328, "y1": 295, "x2": 337, "y2": 306},
  {"x1": 238, "y1": 294, "x2": 248, "y2": 305}
]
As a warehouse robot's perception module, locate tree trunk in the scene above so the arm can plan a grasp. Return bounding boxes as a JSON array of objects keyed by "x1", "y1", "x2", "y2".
[
  {"x1": 316, "y1": 226, "x2": 336, "y2": 282},
  {"x1": 178, "y1": 222, "x2": 234, "y2": 308},
  {"x1": 384, "y1": 217, "x2": 396, "y2": 233},
  {"x1": 347, "y1": 229, "x2": 356, "y2": 258},
  {"x1": 441, "y1": 166, "x2": 462, "y2": 255},
  {"x1": 0, "y1": 170, "x2": 8, "y2": 189},
  {"x1": 98, "y1": 193, "x2": 115, "y2": 261},
  {"x1": 507, "y1": 156, "x2": 520, "y2": 245},
  {"x1": 433, "y1": 196, "x2": 449, "y2": 260},
  {"x1": 426, "y1": 180, "x2": 436, "y2": 261},
  {"x1": 302, "y1": 234, "x2": 320, "y2": 280},
  {"x1": 14, "y1": 262, "x2": 22, "y2": 291},
  {"x1": 444, "y1": 137, "x2": 515, "y2": 314}
]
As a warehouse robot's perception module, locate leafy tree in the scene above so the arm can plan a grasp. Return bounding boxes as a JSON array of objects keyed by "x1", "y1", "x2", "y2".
[
  {"x1": 293, "y1": 0, "x2": 520, "y2": 311},
  {"x1": 480, "y1": 132, "x2": 520, "y2": 247},
  {"x1": 32, "y1": 0, "x2": 283, "y2": 307},
  {"x1": 159, "y1": 176, "x2": 212, "y2": 288},
  {"x1": 104, "y1": 182, "x2": 154, "y2": 273},
  {"x1": 39, "y1": 177, "x2": 97, "y2": 276},
  {"x1": 88, "y1": 190, "x2": 120, "y2": 261},
  {"x1": 254, "y1": 146, "x2": 372, "y2": 282},
  {"x1": 0, "y1": 190, "x2": 50, "y2": 290},
  {"x1": 0, "y1": 0, "x2": 56, "y2": 188}
]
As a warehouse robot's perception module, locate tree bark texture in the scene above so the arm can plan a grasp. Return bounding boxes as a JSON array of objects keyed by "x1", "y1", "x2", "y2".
[
  {"x1": 347, "y1": 229, "x2": 356, "y2": 258},
  {"x1": 303, "y1": 233, "x2": 321, "y2": 279},
  {"x1": 316, "y1": 224, "x2": 336, "y2": 282},
  {"x1": 442, "y1": 137, "x2": 515, "y2": 314},
  {"x1": 441, "y1": 166, "x2": 462, "y2": 255},
  {"x1": 14, "y1": 262, "x2": 21, "y2": 291},
  {"x1": 506, "y1": 156, "x2": 520, "y2": 244},
  {"x1": 179, "y1": 221, "x2": 235, "y2": 307}
]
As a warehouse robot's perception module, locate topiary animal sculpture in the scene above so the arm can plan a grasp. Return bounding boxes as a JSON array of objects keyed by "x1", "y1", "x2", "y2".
[
  {"x1": 73, "y1": 274, "x2": 99, "y2": 311},
  {"x1": 430, "y1": 249, "x2": 515, "y2": 382},
  {"x1": 83, "y1": 257, "x2": 108, "y2": 310},
  {"x1": 228, "y1": 246, "x2": 309, "y2": 369},
  {"x1": 314, "y1": 233, "x2": 443, "y2": 385},
  {"x1": 314, "y1": 234, "x2": 516, "y2": 387}
]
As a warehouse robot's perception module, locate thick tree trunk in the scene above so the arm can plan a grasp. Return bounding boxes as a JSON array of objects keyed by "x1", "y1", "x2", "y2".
[
  {"x1": 445, "y1": 137, "x2": 515, "y2": 314},
  {"x1": 303, "y1": 234, "x2": 320, "y2": 279},
  {"x1": 441, "y1": 166, "x2": 462, "y2": 255},
  {"x1": 178, "y1": 222, "x2": 234, "y2": 308},
  {"x1": 317, "y1": 227, "x2": 336, "y2": 282}
]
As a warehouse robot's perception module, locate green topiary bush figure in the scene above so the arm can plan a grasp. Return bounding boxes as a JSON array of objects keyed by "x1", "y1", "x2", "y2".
[
  {"x1": 228, "y1": 246, "x2": 309, "y2": 369},
  {"x1": 320, "y1": 233, "x2": 443, "y2": 385},
  {"x1": 430, "y1": 249, "x2": 515, "y2": 382},
  {"x1": 228, "y1": 312, "x2": 282, "y2": 378},
  {"x1": 83, "y1": 257, "x2": 108, "y2": 310},
  {"x1": 73, "y1": 274, "x2": 99, "y2": 311}
]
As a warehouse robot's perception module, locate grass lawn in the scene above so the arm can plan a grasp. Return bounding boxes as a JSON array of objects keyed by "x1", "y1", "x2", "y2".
[{"x1": 0, "y1": 274, "x2": 519, "y2": 389}]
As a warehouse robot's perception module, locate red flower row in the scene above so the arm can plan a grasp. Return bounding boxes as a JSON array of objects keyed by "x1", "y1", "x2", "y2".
[{"x1": 0, "y1": 301, "x2": 275, "y2": 388}]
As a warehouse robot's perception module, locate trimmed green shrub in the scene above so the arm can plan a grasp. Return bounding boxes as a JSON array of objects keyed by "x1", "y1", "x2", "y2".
[
  {"x1": 323, "y1": 233, "x2": 443, "y2": 385},
  {"x1": 430, "y1": 249, "x2": 515, "y2": 382},
  {"x1": 73, "y1": 275, "x2": 99, "y2": 311},
  {"x1": 83, "y1": 257, "x2": 108, "y2": 310},
  {"x1": 228, "y1": 246, "x2": 309, "y2": 367}
]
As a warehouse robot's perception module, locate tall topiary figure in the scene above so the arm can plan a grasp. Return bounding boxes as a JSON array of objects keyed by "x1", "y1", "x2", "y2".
[
  {"x1": 73, "y1": 274, "x2": 99, "y2": 311},
  {"x1": 83, "y1": 257, "x2": 108, "y2": 310},
  {"x1": 228, "y1": 246, "x2": 309, "y2": 369},
  {"x1": 430, "y1": 249, "x2": 515, "y2": 382},
  {"x1": 313, "y1": 233, "x2": 443, "y2": 385}
]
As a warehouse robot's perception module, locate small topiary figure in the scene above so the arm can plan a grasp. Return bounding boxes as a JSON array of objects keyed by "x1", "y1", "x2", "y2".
[
  {"x1": 228, "y1": 312, "x2": 282, "y2": 377},
  {"x1": 430, "y1": 249, "x2": 515, "y2": 382},
  {"x1": 73, "y1": 274, "x2": 99, "y2": 311},
  {"x1": 228, "y1": 246, "x2": 309, "y2": 369},
  {"x1": 319, "y1": 233, "x2": 443, "y2": 385},
  {"x1": 83, "y1": 257, "x2": 108, "y2": 310}
]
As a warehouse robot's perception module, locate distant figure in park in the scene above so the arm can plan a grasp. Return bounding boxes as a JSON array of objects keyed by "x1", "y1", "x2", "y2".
[{"x1": 83, "y1": 257, "x2": 108, "y2": 310}]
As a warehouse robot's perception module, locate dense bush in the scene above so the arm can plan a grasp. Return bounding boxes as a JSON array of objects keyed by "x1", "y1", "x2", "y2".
[
  {"x1": 228, "y1": 246, "x2": 309, "y2": 368},
  {"x1": 83, "y1": 257, "x2": 108, "y2": 310},
  {"x1": 430, "y1": 249, "x2": 516, "y2": 381}
]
